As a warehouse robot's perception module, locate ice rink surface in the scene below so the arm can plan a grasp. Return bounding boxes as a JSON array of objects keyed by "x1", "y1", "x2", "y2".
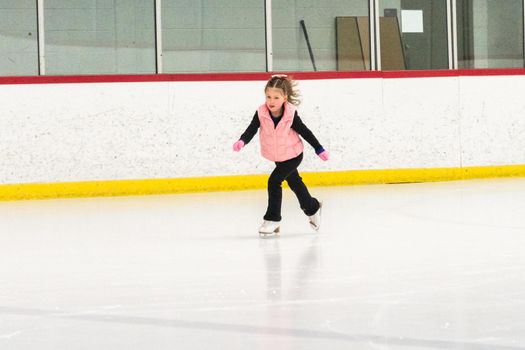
[{"x1": 1, "y1": 178, "x2": 525, "y2": 350}]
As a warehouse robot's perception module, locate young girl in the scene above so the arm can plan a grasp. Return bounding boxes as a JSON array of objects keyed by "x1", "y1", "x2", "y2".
[{"x1": 233, "y1": 75, "x2": 329, "y2": 235}]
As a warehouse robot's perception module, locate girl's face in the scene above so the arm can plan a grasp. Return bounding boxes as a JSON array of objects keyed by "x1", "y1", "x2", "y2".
[{"x1": 265, "y1": 87, "x2": 287, "y2": 115}]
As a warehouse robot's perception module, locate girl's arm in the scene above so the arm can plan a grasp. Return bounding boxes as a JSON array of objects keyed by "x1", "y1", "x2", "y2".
[
  {"x1": 239, "y1": 112, "x2": 260, "y2": 144},
  {"x1": 291, "y1": 112, "x2": 325, "y2": 155}
]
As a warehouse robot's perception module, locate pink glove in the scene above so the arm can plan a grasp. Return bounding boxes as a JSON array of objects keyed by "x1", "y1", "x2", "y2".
[
  {"x1": 318, "y1": 150, "x2": 329, "y2": 161},
  {"x1": 233, "y1": 140, "x2": 245, "y2": 152}
]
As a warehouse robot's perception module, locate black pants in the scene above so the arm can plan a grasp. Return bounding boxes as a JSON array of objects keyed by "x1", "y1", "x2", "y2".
[{"x1": 264, "y1": 153, "x2": 320, "y2": 222}]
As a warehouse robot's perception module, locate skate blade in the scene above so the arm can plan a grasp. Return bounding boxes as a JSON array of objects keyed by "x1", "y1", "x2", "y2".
[
  {"x1": 309, "y1": 221, "x2": 320, "y2": 232},
  {"x1": 259, "y1": 227, "x2": 280, "y2": 238},
  {"x1": 309, "y1": 202, "x2": 322, "y2": 232},
  {"x1": 309, "y1": 222, "x2": 320, "y2": 231}
]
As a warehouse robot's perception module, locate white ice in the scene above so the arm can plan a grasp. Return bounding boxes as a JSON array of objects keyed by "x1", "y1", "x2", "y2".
[{"x1": 1, "y1": 178, "x2": 525, "y2": 350}]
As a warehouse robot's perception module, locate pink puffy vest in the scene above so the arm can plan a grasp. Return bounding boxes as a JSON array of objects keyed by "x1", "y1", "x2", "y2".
[{"x1": 258, "y1": 102, "x2": 304, "y2": 162}]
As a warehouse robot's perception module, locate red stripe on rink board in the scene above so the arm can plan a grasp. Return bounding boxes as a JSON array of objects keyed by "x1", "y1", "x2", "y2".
[{"x1": 1, "y1": 68, "x2": 525, "y2": 85}]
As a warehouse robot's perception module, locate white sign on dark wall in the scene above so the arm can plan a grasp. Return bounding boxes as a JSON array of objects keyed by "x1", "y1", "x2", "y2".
[{"x1": 401, "y1": 10, "x2": 424, "y2": 33}]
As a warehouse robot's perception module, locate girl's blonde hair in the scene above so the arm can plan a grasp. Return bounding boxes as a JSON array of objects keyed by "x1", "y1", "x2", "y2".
[{"x1": 265, "y1": 75, "x2": 301, "y2": 106}]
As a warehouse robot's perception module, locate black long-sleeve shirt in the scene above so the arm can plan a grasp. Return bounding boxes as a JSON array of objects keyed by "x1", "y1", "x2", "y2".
[{"x1": 239, "y1": 111, "x2": 325, "y2": 154}]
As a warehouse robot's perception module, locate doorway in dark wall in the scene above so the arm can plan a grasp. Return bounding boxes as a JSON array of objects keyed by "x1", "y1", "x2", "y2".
[
  {"x1": 456, "y1": 0, "x2": 474, "y2": 68},
  {"x1": 399, "y1": 0, "x2": 449, "y2": 70}
]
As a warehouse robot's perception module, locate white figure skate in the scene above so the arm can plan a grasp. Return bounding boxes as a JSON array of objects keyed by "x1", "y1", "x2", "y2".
[
  {"x1": 308, "y1": 202, "x2": 323, "y2": 231},
  {"x1": 259, "y1": 220, "x2": 280, "y2": 236}
]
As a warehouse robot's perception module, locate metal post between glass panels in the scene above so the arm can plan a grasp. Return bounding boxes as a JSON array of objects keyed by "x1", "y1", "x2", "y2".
[
  {"x1": 447, "y1": 0, "x2": 453, "y2": 69},
  {"x1": 523, "y1": 0, "x2": 525, "y2": 67},
  {"x1": 447, "y1": 0, "x2": 458, "y2": 69},
  {"x1": 265, "y1": 0, "x2": 273, "y2": 72},
  {"x1": 369, "y1": 0, "x2": 376, "y2": 70},
  {"x1": 37, "y1": 0, "x2": 45, "y2": 75},
  {"x1": 155, "y1": 0, "x2": 163, "y2": 74},
  {"x1": 373, "y1": 0, "x2": 381, "y2": 71}
]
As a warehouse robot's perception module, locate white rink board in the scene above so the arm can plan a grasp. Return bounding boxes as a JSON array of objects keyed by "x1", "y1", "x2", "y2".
[
  {"x1": 458, "y1": 75, "x2": 525, "y2": 166},
  {"x1": 1, "y1": 75, "x2": 525, "y2": 184}
]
